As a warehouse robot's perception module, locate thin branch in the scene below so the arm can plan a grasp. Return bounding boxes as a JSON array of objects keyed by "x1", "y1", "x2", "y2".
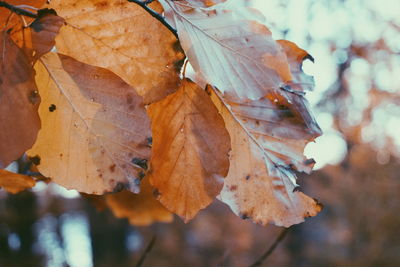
[
  {"x1": 0, "y1": 1, "x2": 37, "y2": 18},
  {"x1": 249, "y1": 227, "x2": 290, "y2": 267},
  {"x1": 135, "y1": 235, "x2": 157, "y2": 267},
  {"x1": 127, "y1": 0, "x2": 178, "y2": 39}
]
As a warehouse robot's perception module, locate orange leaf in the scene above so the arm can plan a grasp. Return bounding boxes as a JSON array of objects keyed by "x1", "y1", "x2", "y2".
[
  {"x1": 48, "y1": 0, "x2": 185, "y2": 104},
  {"x1": 106, "y1": 178, "x2": 173, "y2": 226},
  {"x1": 0, "y1": 169, "x2": 36, "y2": 194},
  {"x1": 0, "y1": 31, "x2": 40, "y2": 167},
  {"x1": 148, "y1": 79, "x2": 230, "y2": 221},
  {"x1": 28, "y1": 53, "x2": 151, "y2": 194}
]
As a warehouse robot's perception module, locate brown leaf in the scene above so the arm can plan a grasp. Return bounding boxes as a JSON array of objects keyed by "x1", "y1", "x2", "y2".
[
  {"x1": 0, "y1": 31, "x2": 40, "y2": 168},
  {"x1": 47, "y1": 0, "x2": 184, "y2": 104},
  {"x1": 208, "y1": 85, "x2": 322, "y2": 227},
  {"x1": 28, "y1": 53, "x2": 151, "y2": 194},
  {"x1": 106, "y1": 178, "x2": 173, "y2": 226},
  {"x1": 148, "y1": 79, "x2": 230, "y2": 221},
  {"x1": 0, "y1": 169, "x2": 36, "y2": 194},
  {"x1": 163, "y1": 0, "x2": 297, "y2": 100},
  {"x1": 10, "y1": 9, "x2": 65, "y2": 62}
]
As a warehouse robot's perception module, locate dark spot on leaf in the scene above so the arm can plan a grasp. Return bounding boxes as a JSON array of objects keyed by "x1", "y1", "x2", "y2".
[
  {"x1": 153, "y1": 188, "x2": 160, "y2": 198},
  {"x1": 240, "y1": 213, "x2": 249, "y2": 220},
  {"x1": 113, "y1": 182, "x2": 128, "y2": 193},
  {"x1": 245, "y1": 37, "x2": 249, "y2": 42},
  {"x1": 49, "y1": 104, "x2": 56, "y2": 112},
  {"x1": 94, "y1": 1, "x2": 108, "y2": 8},
  {"x1": 109, "y1": 164, "x2": 116, "y2": 172},
  {"x1": 131, "y1": 158, "x2": 148, "y2": 170},
  {"x1": 245, "y1": 175, "x2": 251, "y2": 180},
  {"x1": 59, "y1": 153, "x2": 63, "y2": 158},
  {"x1": 255, "y1": 120, "x2": 260, "y2": 125},
  {"x1": 28, "y1": 90, "x2": 40, "y2": 105},
  {"x1": 30, "y1": 155, "x2": 41, "y2": 165},
  {"x1": 126, "y1": 94, "x2": 133, "y2": 104},
  {"x1": 293, "y1": 186, "x2": 301, "y2": 192}
]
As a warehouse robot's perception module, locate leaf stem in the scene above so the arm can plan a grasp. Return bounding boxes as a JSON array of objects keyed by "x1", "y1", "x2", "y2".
[
  {"x1": 0, "y1": 1, "x2": 37, "y2": 18},
  {"x1": 127, "y1": 0, "x2": 178, "y2": 39},
  {"x1": 249, "y1": 227, "x2": 290, "y2": 267}
]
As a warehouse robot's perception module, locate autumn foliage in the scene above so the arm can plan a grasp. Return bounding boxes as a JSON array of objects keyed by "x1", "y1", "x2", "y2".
[{"x1": 0, "y1": 0, "x2": 322, "y2": 227}]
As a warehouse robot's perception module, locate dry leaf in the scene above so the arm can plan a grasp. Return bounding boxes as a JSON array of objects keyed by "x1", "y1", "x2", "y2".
[
  {"x1": 106, "y1": 177, "x2": 173, "y2": 226},
  {"x1": 148, "y1": 79, "x2": 230, "y2": 221},
  {"x1": 47, "y1": 0, "x2": 184, "y2": 104},
  {"x1": 0, "y1": 31, "x2": 40, "y2": 168},
  {"x1": 208, "y1": 86, "x2": 322, "y2": 227},
  {"x1": 0, "y1": 169, "x2": 36, "y2": 194},
  {"x1": 28, "y1": 53, "x2": 151, "y2": 194},
  {"x1": 163, "y1": 0, "x2": 296, "y2": 100},
  {"x1": 11, "y1": 9, "x2": 65, "y2": 62}
]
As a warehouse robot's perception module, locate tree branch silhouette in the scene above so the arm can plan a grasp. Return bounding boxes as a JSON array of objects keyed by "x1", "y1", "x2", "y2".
[
  {"x1": 0, "y1": 1, "x2": 37, "y2": 18},
  {"x1": 249, "y1": 227, "x2": 290, "y2": 267}
]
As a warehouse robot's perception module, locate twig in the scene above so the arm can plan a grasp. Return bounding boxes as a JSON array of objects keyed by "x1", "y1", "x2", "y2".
[
  {"x1": 135, "y1": 235, "x2": 157, "y2": 267},
  {"x1": 249, "y1": 227, "x2": 290, "y2": 267},
  {"x1": 0, "y1": 1, "x2": 37, "y2": 18},
  {"x1": 127, "y1": 0, "x2": 178, "y2": 39}
]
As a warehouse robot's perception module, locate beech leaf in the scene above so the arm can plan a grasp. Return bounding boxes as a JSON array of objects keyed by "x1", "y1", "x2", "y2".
[
  {"x1": 208, "y1": 85, "x2": 322, "y2": 227},
  {"x1": 47, "y1": 0, "x2": 185, "y2": 104},
  {"x1": 0, "y1": 169, "x2": 36, "y2": 194},
  {"x1": 164, "y1": 0, "x2": 298, "y2": 100},
  {"x1": 0, "y1": 31, "x2": 40, "y2": 168},
  {"x1": 106, "y1": 177, "x2": 173, "y2": 226},
  {"x1": 148, "y1": 79, "x2": 230, "y2": 222},
  {"x1": 28, "y1": 53, "x2": 151, "y2": 194}
]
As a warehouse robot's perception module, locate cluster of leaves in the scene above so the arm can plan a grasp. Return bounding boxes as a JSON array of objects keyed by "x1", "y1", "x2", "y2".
[{"x1": 0, "y1": 0, "x2": 322, "y2": 227}]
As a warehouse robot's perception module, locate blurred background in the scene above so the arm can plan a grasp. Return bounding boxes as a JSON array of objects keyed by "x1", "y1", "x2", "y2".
[{"x1": 1, "y1": 0, "x2": 400, "y2": 266}]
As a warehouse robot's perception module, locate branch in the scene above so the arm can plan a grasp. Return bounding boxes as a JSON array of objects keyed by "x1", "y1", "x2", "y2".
[
  {"x1": 127, "y1": 0, "x2": 178, "y2": 39},
  {"x1": 249, "y1": 227, "x2": 290, "y2": 267},
  {"x1": 135, "y1": 235, "x2": 156, "y2": 267},
  {"x1": 0, "y1": 1, "x2": 37, "y2": 18}
]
